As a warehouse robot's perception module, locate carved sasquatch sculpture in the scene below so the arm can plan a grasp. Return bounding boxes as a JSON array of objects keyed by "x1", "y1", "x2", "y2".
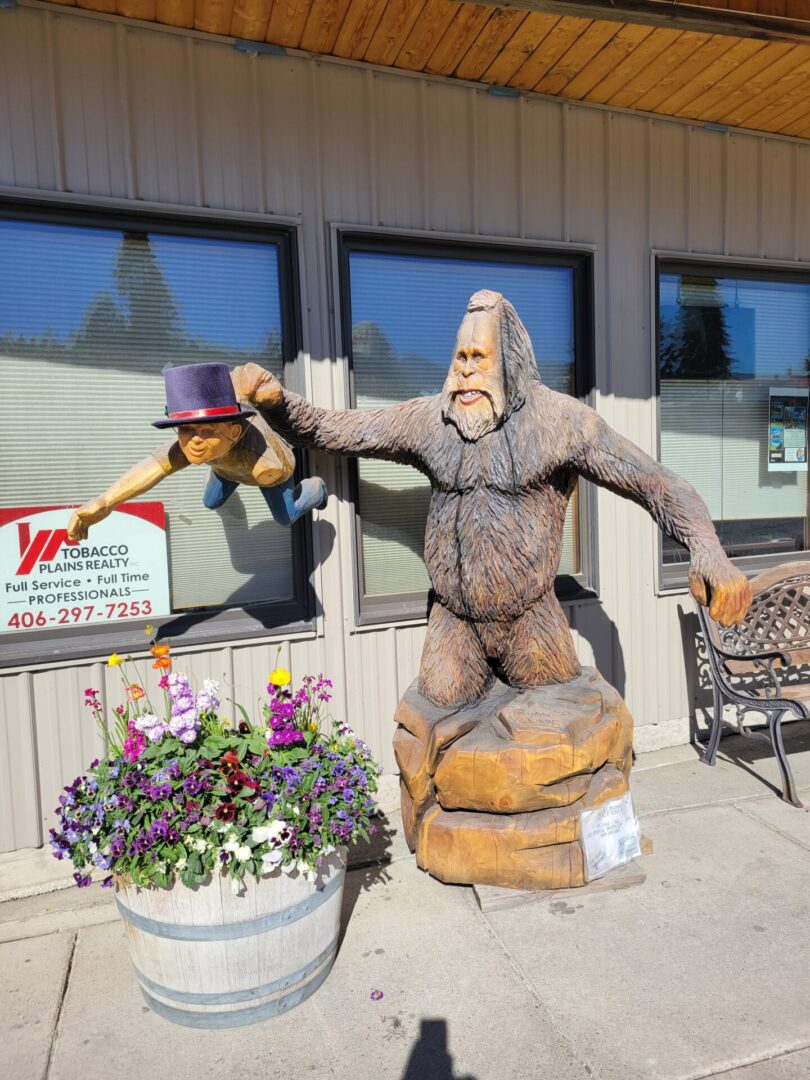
[{"x1": 234, "y1": 290, "x2": 751, "y2": 708}]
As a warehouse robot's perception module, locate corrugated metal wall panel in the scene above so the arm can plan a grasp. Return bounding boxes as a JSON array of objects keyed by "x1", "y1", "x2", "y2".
[
  {"x1": 373, "y1": 73, "x2": 425, "y2": 230},
  {"x1": 726, "y1": 133, "x2": 761, "y2": 257},
  {"x1": 521, "y1": 98, "x2": 565, "y2": 243},
  {"x1": 1, "y1": 5, "x2": 810, "y2": 852},
  {"x1": 0, "y1": 673, "x2": 40, "y2": 851},
  {"x1": 124, "y1": 29, "x2": 201, "y2": 206},
  {"x1": 476, "y1": 91, "x2": 521, "y2": 238},
  {"x1": 33, "y1": 663, "x2": 107, "y2": 843},
  {"x1": 194, "y1": 41, "x2": 264, "y2": 213},
  {"x1": 761, "y1": 140, "x2": 797, "y2": 261},
  {"x1": 424, "y1": 81, "x2": 476, "y2": 234},
  {"x1": 0, "y1": 8, "x2": 58, "y2": 191},
  {"x1": 51, "y1": 16, "x2": 129, "y2": 198},
  {"x1": 687, "y1": 127, "x2": 726, "y2": 254}
]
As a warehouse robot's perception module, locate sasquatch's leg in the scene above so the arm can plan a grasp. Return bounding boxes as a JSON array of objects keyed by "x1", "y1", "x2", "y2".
[
  {"x1": 418, "y1": 602, "x2": 492, "y2": 707},
  {"x1": 501, "y1": 591, "x2": 581, "y2": 687}
]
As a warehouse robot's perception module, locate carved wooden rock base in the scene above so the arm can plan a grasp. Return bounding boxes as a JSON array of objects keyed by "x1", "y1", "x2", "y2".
[{"x1": 394, "y1": 667, "x2": 635, "y2": 891}]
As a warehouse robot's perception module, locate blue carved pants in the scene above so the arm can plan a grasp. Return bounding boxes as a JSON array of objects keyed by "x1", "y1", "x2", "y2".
[{"x1": 202, "y1": 471, "x2": 327, "y2": 526}]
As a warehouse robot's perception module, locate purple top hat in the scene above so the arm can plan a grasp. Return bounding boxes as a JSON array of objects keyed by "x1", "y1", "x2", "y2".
[{"x1": 152, "y1": 363, "x2": 256, "y2": 428}]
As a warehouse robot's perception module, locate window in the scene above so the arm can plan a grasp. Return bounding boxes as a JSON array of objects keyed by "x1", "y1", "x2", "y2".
[
  {"x1": 657, "y1": 259, "x2": 810, "y2": 587},
  {"x1": 0, "y1": 205, "x2": 310, "y2": 662},
  {"x1": 339, "y1": 233, "x2": 594, "y2": 622}
]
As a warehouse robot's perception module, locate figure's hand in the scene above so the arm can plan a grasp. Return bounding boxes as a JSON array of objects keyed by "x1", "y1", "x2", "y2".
[
  {"x1": 232, "y1": 363, "x2": 283, "y2": 409},
  {"x1": 67, "y1": 500, "x2": 109, "y2": 541},
  {"x1": 689, "y1": 564, "x2": 751, "y2": 627}
]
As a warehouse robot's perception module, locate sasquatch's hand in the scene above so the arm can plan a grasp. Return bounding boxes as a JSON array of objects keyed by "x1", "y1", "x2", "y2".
[
  {"x1": 231, "y1": 363, "x2": 283, "y2": 409},
  {"x1": 689, "y1": 563, "x2": 751, "y2": 627},
  {"x1": 67, "y1": 500, "x2": 109, "y2": 541}
]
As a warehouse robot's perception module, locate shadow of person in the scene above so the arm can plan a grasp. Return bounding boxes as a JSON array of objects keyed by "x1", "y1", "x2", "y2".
[
  {"x1": 401, "y1": 1020, "x2": 477, "y2": 1080},
  {"x1": 155, "y1": 486, "x2": 335, "y2": 639}
]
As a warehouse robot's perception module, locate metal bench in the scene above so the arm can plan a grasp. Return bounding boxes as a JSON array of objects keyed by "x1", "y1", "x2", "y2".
[{"x1": 695, "y1": 560, "x2": 810, "y2": 807}]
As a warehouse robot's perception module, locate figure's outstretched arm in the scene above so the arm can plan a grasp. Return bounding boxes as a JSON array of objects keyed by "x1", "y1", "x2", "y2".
[
  {"x1": 67, "y1": 442, "x2": 188, "y2": 540},
  {"x1": 571, "y1": 407, "x2": 750, "y2": 626},
  {"x1": 232, "y1": 363, "x2": 431, "y2": 471}
]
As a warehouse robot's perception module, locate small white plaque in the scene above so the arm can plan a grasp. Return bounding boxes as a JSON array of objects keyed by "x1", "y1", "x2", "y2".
[{"x1": 580, "y1": 793, "x2": 641, "y2": 882}]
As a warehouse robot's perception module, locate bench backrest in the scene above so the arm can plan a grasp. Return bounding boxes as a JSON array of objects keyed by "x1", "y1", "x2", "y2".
[{"x1": 711, "y1": 561, "x2": 810, "y2": 674}]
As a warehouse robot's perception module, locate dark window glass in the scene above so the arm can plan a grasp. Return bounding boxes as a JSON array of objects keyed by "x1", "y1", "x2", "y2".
[
  {"x1": 0, "y1": 215, "x2": 299, "y2": 614},
  {"x1": 658, "y1": 265, "x2": 810, "y2": 572},
  {"x1": 343, "y1": 241, "x2": 589, "y2": 616}
]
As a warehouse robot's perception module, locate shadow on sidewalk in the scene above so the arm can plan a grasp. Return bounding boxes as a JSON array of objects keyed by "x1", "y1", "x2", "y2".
[
  {"x1": 401, "y1": 1019, "x2": 477, "y2": 1080},
  {"x1": 339, "y1": 809, "x2": 397, "y2": 949}
]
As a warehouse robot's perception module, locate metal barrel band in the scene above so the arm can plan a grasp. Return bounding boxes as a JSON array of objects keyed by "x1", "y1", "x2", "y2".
[
  {"x1": 139, "y1": 958, "x2": 334, "y2": 1028},
  {"x1": 115, "y1": 867, "x2": 343, "y2": 941},
  {"x1": 132, "y1": 935, "x2": 338, "y2": 1006}
]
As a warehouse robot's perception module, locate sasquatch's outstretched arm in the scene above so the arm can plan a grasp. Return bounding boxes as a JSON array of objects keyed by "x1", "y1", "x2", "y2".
[
  {"x1": 571, "y1": 407, "x2": 750, "y2": 625},
  {"x1": 233, "y1": 363, "x2": 434, "y2": 473}
]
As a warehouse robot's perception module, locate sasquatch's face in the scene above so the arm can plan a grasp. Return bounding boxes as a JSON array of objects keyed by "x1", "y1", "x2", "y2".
[
  {"x1": 443, "y1": 310, "x2": 506, "y2": 441},
  {"x1": 177, "y1": 420, "x2": 244, "y2": 465}
]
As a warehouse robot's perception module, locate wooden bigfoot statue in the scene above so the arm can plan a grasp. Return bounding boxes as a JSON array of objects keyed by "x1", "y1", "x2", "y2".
[{"x1": 234, "y1": 290, "x2": 751, "y2": 890}]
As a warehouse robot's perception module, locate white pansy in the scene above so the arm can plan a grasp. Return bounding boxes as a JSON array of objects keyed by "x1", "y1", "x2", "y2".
[
  {"x1": 236, "y1": 845, "x2": 251, "y2": 862},
  {"x1": 176, "y1": 857, "x2": 187, "y2": 871},
  {"x1": 193, "y1": 838, "x2": 207, "y2": 854},
  {"x1": 261, "y1": 850, "x2": 283, "y2": 870},
  {"x1": 251, "y1": 820, "x2": 288, "y2": 845}
]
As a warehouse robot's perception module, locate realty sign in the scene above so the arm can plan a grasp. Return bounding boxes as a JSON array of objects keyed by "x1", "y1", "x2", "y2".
[{"x1": 1, "y1": 504, "x2": 171, "y2": 633}]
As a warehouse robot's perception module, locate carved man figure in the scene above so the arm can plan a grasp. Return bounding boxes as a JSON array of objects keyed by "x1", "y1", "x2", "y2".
[
  {"x1": 234, "y1": 290, "x2": 750, "y2": 708},
  {"x1": 68, "y1": 362, "x2": 326, "y2": 542}
]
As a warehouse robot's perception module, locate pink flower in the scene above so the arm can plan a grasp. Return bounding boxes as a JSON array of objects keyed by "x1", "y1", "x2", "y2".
[{"x1": 123, "y1": 721, "x2": 146, "y2": 762}]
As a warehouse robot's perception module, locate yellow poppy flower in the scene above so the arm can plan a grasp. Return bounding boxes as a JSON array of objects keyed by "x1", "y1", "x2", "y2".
[
  {"x1": 269, "y1": 667, "x2": 292, "y2": 687},
  {"x1": 107, "y1": 653, "x2": 123, "y2": 667}
]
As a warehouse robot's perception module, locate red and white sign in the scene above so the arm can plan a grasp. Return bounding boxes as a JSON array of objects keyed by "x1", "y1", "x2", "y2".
[{"x1": 1, "y1": 504, "x2": 171, "y2": 633}]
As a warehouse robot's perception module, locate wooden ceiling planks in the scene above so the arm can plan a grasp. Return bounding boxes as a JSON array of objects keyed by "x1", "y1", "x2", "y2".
[
  {"x1": 39, "y1": 0, "x2": 810, "y2": 138},
  {"x1": 454, "y1": 6, "x2": 529, "y2": 81},
  {"x1": 478, "y1": 12, "x2": 560, "y2": 84},
  {"x1": 509, "y1": 15, "x2": 595, "y2": 92},
  {"x1": 394, "y1": 0, "x2": 460, "y2": 71},
  {"x1": 156, "y1": 0, "x2": 194, "y2": 26},
  {"x1": 532, "y1": 18, "x2": 621, "y2": 95},
  {"x1": 193, "y1": 0, "x2": 233, "y2": 34},
  {"x1": 230, "y1": 0, "x2": 271, "y2": 39}
]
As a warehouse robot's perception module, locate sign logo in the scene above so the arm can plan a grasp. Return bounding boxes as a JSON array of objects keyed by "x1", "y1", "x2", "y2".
[{"x1": 15, "y1": 522, "x2": 71, "y2": 576}]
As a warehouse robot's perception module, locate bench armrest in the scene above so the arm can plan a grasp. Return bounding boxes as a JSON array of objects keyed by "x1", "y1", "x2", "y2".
[{"x1": 714, "y1": 646, "x2": 792, "y2": 667}]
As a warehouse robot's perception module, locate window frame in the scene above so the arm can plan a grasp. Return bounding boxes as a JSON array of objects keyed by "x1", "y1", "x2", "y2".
[
  {"x1": 334, "y1": 227, "x2": 598, "y2": 626},
  {"x1": 653, "y1": 251, "x2": 810, "y2": 593},
  {"x1": 0, "y1": 197, "x2": 316, "y2": 669}
]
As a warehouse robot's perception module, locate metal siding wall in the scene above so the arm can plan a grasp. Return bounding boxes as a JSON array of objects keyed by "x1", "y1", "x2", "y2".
[{"x1": 2, "y1": 5, "x2": 810, "y2": 850}]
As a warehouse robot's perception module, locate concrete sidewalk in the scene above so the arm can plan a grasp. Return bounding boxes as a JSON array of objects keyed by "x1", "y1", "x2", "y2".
[{"x1": 4, "y1": 724, "x2": 810, "y2": 1080}]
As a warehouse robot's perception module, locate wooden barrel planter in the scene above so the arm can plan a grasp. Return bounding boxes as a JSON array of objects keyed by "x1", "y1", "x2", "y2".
[{"x1": 114, "y1": 851, "x2": 346, "y2": 1028}]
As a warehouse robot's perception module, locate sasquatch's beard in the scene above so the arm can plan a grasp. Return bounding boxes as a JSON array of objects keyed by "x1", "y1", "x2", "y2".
[{"x1": 442, "y1": 390, "x2": 502, "y2": 441}]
